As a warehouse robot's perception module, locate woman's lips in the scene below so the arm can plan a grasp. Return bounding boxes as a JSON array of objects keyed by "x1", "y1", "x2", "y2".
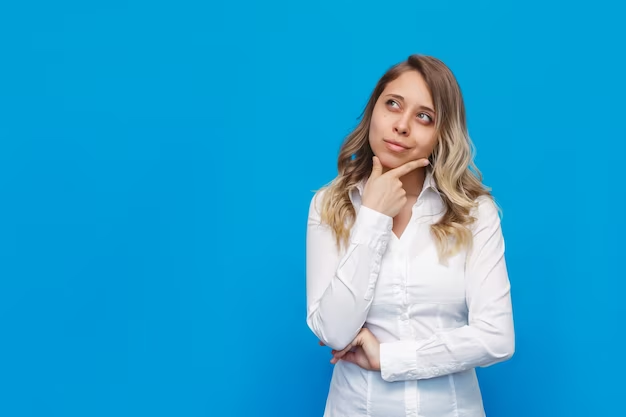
[{"x1": 383, "y1": 139, "x2": 410, "y2": 153}]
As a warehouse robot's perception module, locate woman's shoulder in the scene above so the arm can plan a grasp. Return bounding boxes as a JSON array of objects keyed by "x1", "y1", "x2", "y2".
[
  {"x1": 307, "y1": 185, "x2": 331, "y2": 222},
  {"x1": 309, "y1": 185, "x2": 329, "y2": 205},
  {"x1": 470, "y1": 194, "x2": 502, "y2": 228},
  {"x1": 308, "y1": 177, "x2": 344, "y2": 211}
]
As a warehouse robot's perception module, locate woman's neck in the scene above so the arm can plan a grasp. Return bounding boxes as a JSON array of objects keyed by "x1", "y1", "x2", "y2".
[{"x1": 382, "y1": 166, "x2": 426, "y2": 197}]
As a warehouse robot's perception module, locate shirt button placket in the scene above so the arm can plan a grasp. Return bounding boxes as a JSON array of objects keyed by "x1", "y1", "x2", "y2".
[{"x1": 399, "y1": 252, "x2": 412, "y2": 339}]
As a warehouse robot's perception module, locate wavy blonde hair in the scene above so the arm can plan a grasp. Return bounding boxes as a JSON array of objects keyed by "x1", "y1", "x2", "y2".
[{"x1": 319, "y1": 54, "x2": 494, "y2": 262}]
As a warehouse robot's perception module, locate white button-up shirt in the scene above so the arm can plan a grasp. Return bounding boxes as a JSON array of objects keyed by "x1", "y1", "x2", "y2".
[{"x1": 306, "y1": 168, "x2": 515, "y2": 417}]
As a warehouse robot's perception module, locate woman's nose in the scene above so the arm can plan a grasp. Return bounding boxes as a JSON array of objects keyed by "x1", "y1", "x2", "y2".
[{"x1": 394, "y1": 123, "x2": 409, "y2": 136}]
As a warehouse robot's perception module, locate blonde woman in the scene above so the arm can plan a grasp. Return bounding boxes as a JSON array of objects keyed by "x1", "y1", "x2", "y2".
[{"x1": 306, "y1": 54, "x2": 515, "y2": 417}]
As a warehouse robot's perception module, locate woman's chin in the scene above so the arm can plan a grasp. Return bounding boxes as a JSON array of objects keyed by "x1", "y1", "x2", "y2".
[{"x1": 377, "y1": 152, "x2": 407, "y2": 170}]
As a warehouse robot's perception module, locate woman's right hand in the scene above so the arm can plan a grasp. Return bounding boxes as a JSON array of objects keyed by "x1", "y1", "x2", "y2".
[{"x1": 361, "y1": 156, "x2": 430, "y2": 218}]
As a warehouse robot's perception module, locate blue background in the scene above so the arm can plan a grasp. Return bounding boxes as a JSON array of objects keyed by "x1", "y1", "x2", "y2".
[{"x1": 1, "y1": 1, "x2": 625, "y2": 416}]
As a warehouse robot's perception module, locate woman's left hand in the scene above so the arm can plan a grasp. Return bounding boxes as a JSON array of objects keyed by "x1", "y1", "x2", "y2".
[{"x1": 319, "y1": 328, "x2": 381, "y2": 371}]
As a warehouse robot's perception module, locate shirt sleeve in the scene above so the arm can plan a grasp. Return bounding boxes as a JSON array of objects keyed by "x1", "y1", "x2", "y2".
[
  {"x1": 379, "y1": 196, "x2": 515, "y2": 382},
  {"x1": 306, "y1": 189, "x2": 393, "y2": 351}
]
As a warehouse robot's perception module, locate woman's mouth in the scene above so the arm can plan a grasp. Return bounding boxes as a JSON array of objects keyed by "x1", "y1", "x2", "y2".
[{"x1": 383, "y1": 139, "x2": 410, "y2": 153}]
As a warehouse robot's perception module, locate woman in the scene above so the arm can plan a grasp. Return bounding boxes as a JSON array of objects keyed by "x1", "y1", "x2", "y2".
[{"x1": 305, "y1": 54, "x2": 515, "y2": 417}]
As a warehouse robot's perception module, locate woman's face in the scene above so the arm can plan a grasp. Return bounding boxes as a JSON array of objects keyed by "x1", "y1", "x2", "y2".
[{"x1": 368, "y1": 70, "x2": 438, "y2": 170}]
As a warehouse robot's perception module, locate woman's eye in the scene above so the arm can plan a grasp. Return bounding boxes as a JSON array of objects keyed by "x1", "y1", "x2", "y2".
[
  {"x1": 386, "y1": 99, "x2": 399, "y2": 108},
  {"x1": 418, "y1": 113, "x2": 433, "y2": 123}
]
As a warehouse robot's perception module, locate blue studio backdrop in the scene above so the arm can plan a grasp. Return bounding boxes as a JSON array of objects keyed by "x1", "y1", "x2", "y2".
[{"x1": 1, "y1": 1, "x2": 624, "y2": 416}]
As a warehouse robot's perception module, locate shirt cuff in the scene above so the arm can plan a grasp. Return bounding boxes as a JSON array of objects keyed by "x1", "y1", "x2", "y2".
[
  {"x1": 380, "y1": 341, "x2": 418, "y2": 382},
  {"x1": 351, "y1": 205, "x2": 393, "y2": 250}
]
